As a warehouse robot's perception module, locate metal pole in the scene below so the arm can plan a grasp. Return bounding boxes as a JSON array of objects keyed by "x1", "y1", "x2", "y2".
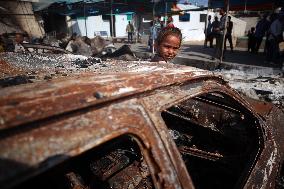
[
  {"x1": 220, "y1": 0, "x2": 229, "y2": 63},
  {"x1": 110, "y1": 0, "x2": 114, "y2": 38},
  {"x1": 165, "y1": 1, "x2": 168, "y2": 25},
  {"x1": 84, "y1": 1, "x2": 87, "y2": 36},
  {"x1": 152, "y1": 2, "x2": 155, "y2": 54},
  {"x1": 204, "y1": 0, "x2": 211, "y2": 47}
]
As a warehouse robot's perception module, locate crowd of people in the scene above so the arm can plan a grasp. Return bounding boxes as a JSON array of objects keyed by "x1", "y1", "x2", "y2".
[
  {"x1": 205, "y1": 9, "x2": 284, "y2": 65},
  {"x1": 205, "y1": 9, "x2": 234, "y2": 59},
  {"x1": 248, "y1": 11, "x2": 284, "y2": 65}
]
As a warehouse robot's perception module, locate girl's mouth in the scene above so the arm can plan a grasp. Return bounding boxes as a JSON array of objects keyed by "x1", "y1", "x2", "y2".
[{"x1": 166, "y1": 56, "x2": 174, "y2": 60}]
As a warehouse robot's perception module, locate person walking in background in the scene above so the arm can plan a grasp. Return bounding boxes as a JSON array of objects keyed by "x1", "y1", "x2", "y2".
[
  {"x1": 224, "y1": 16, "x2": 233, "y2": 52},
  {"x1": 126, "y1": 21, "x2": 134, "y2": 43},
  {"x1": 247, "y1": 27, "x2": 256, "y2": 52},
  {"x1": 205, "y1": 15, "x2": 213, "y2": 48},
  {"x1": 254, "y1": 14, "x2": 270, "y2": 53}
]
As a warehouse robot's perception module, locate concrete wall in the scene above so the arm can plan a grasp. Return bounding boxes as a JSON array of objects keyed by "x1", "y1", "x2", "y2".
[
  {"x1": 70, "y1": 14, "x2": 130, "y2": 38},
  {"x1": 70, "y1": 16, "x2": 111, "y2": 38},
  {"x1": 172, "y1": 12, "x2": 247, "y2": 41},
  {"x1": 237, "y1": 17, "x2": 259, "y2": 33},
  {"x1": 230, "y1": 16, "x2": 247, "y2": 38},
  {"x1": 1, "y1": 1, "x2": 44, "y2": 37},
  {"x1": 115, "y1": 15, "x2": 129, "y2": 37},
  {"x1": 172, "y1": 11, "x2": 213, "y2": 41}
]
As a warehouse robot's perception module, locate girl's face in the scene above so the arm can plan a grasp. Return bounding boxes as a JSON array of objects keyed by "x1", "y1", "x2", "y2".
[{"x1": 156, "y1": 35, "x2": 180, "y2": 61}]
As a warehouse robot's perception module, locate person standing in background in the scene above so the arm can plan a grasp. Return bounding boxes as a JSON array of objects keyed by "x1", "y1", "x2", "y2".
[
  {"x1": 149, "y1": 21, "x2": 157, "y2": 52},
  {"x1": 126, "y1": 21, "x2": 135, "y2": 43},
  {"x1": 247, "y1": 27, "x2": 256, "y2": 52},
  {"x1": 211, "y1": 16, "x2": 220, "y2": 47},
  {"x1": 254, "y1": 14, "x2": 270, "y2": 53},
  {"x1": 224, "y1": 16, "x2": 233, "y2": 52},
  {"x1": 166, "y1": 16, "x2": 175, "y2": 28},
  {"x1": 205, "y1": 15, "x2": 213, "y2": 48},
  {"x1": 215, "y1": 9, "x2": 226, "y2": 59},
  {"x1": 266, "y1": 12, "x2": 284, "y2": 65},
  {"x1": 14, "y1": 33, "x2": 26, "y2": 53}
]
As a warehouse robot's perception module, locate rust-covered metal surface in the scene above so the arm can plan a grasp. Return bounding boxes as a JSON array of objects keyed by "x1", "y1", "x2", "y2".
[
  {"x1": 0, "y1": 52, "x2": 214, "y2": 130},
  {"x1": 0, "y1": 52, "x2": 283, "y2": 189},
  {"x1": 141, "y1": 80, "x2": 284, "y2": 189},
  {"x1": 0, "y1": 99, "x2": 183, "y2": 189}
]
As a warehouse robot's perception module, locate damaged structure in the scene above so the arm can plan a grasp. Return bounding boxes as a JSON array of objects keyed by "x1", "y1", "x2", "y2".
[
  {"x1": 0, "y1": 0, "x2": 44, "y2": 38},
  {"x1": 0, "y1": 53, "x2": 284, "y2": 189}
]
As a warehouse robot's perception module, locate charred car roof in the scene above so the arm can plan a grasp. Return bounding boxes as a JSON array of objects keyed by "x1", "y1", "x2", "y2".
[{"x1": 0, "y1": 53, "x2": 225, "y2": 130}]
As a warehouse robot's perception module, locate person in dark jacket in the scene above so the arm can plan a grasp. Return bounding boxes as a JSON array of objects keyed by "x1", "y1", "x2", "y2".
[
  {"x1": 205, "y1": 15, "x2": 213, "y2": 48},
  {"x1": 247, "y1": 27, "x2": 256, "y2": 53},
  {"x1": 224, "y1": 16, "x2": 233, "y2": 52},
  {"x1": 254, "y1": 14, "x2": 270, "y2": 53}
]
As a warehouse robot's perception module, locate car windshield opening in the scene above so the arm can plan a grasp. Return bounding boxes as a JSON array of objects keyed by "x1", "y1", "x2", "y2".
[{"x1": 161, "y1": 92, "x2": 261, "y2": 189}]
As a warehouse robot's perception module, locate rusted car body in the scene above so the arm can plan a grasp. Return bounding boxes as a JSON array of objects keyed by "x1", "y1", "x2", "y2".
[{"x1": 0, "y1": 57, "x2": 283, "y2": 189}]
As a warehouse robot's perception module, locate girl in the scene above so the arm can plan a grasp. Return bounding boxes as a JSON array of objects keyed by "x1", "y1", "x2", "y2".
[{"x1": 151, "y1": 27, "x2": 182, "y2": 63}]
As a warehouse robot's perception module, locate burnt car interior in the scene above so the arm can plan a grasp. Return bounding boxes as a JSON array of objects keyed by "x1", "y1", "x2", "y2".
[
  {"x1": 161, "y1": 92, "x2": 262, "y2": 189},
  {"x1": 14, "y1": 135, "x2": 155, "y2": 189},
  {"x1": 276, "y1": 163, "x2": 284, "y2": 189}
]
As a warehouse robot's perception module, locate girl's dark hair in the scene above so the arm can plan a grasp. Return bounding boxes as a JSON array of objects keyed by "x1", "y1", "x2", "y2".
[{"x1": 155, "y1": 27, "x2": 182, "y2": 46}]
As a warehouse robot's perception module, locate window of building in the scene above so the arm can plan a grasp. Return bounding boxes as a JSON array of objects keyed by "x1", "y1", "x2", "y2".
[
  {"x1": 15, "y1": 135, "x2": 156, "y2": 189},
  {"x1": 161, "y1": 92, "x2": 262, "y2": 189},
  {"x1": 179, "y1": 13, "x2": 190, "y2": 22},
  {"x1": 102, "y1": 15, "x2": 110, "y2": 21},
  {"x1": 200, "y1": 14, "x2": 207, "y2": 22},
  {"x1": 127, "y1": 14, "x2": 133, "y2": 21}
]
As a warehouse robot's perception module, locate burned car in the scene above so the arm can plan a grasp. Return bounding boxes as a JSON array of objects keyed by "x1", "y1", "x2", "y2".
[{"x1": 0, "y1": 58, "x2": 283, "y2": 189}]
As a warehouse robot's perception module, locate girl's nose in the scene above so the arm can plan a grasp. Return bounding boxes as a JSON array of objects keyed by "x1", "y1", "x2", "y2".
[{"x1": 168, "y1": 48, "x2": 174, "y2": 54}]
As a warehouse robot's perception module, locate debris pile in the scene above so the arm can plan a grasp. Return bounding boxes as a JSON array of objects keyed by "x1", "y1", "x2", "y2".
[{"x1": 0, "y1": 52, "x2": 170, "y2": 88}]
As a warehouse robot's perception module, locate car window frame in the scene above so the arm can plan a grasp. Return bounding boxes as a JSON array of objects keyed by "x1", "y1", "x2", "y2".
[
  {"x1": 141, "y1": 79, "x2": 265, "y2": 189},
  {"x1": 0, "y1": 99, "x2": 181, "y2": 189}
]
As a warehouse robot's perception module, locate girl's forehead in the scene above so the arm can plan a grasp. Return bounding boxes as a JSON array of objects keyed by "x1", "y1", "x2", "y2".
[
  {"x1": 161, "y1": 35, "x2": 181, "y2": 47},
  {"x1": 162, "y1": 34, "x2": 181, "y2": 43}
]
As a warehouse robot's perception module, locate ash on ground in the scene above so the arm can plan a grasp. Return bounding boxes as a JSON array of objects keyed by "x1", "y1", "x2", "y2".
[
  {"x1": 215, "y1": 68, "x2": 284, "y2": 109},
  {"x1": 0, "y1": 52, "x2": 169, "y2": 87}
]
